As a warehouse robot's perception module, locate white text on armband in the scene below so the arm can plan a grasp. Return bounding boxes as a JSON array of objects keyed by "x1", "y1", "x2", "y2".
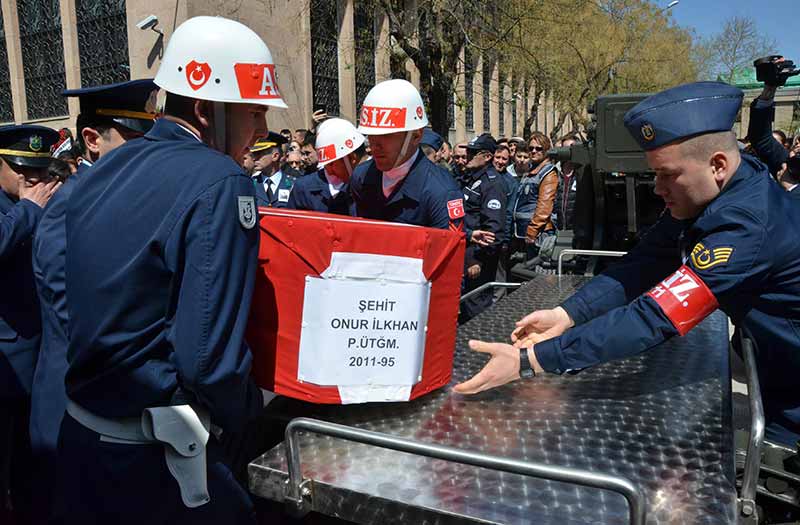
[{"x1": 647, "y1": 265, "x2": 718, "y2": 336}]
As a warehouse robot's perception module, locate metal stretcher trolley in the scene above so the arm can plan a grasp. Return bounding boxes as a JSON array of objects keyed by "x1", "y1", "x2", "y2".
[{"x1": 248, "y1": 275, "x2": 737, "y2": 524}]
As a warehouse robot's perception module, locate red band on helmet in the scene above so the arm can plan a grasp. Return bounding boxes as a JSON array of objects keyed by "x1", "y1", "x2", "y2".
[
  {"x1": 317, "y1": 144, "x2": 336, "y2": 163},
  {"x1": 359, "y1": 106, "x2": 407, "y2": 129},
  {"x1": 647, "y1": 265, "x2": 718, "y2": 336},
  {"x1": 234, "y1": 63, "x2": 282, "y2": 99}
]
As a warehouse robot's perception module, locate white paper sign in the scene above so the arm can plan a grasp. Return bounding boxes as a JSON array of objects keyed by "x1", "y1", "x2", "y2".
[{"x1": 297, "y1": 275, "x2": 430, "y2": 388}]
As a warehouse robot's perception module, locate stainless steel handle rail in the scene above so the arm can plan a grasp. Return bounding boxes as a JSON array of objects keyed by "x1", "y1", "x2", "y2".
[
  {"x1": 284, "y1": 417, "x2": 647, "y2": 524},
  {"x1": 557, "y1": 249, "x2": 627, "y2": 276},
  {"x1": 739, "y1": 336, "x2": 765, "y2": 519},
  {"x1": 459, "y1": 281, "x2": 522, "y2": 303}
]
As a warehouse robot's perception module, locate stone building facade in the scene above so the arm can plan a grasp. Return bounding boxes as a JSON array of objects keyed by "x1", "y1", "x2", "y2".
[{"x1": 0, "y1": 0, "x2": 565, "y2": 144}]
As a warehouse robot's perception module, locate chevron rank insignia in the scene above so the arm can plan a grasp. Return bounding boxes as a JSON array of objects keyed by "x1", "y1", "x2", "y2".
[{"x1": 690, "y1": 243, "x2": 733, "y2": 270}]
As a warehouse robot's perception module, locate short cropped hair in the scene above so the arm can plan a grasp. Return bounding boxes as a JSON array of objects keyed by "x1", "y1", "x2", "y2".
[{"x1": 679, "y1": 131, "x2": 739, "y2": 161}]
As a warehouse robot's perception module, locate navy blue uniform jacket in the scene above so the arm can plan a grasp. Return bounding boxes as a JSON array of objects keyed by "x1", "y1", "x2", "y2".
[
  {"x1": 30, "y1": 167, "x2": 88, "y2": 457},
  {"x1": 0, "y1": 191, "x2": 42, "y2": 398},
  {"x1": 254, "y1": 171, "x2": 296, "y2": 208},
  {"x1": 350, "y1": 150, "x2": 465, "y2": 231},
  {"x1": 64, "y1": 119, "x2": 262, "y2": 433},
  {"x1": 286, "y1": 169, "x2": 354, "y2": 215},
  {"x1": 534, "y1": 155, "x2": 800, "y2": 444},
  {"x1": 462, "y1": 165, "x2": 507, "y2": 266}
]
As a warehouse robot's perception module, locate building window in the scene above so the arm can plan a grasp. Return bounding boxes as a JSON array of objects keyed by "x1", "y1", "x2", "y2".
[
  {"x1": 464, "y1": 47, "x2": 473, "y2": 131},
  {"x1": 76, "y1": 0, "x2": 130, "y2": 87},
  {"x1": 482, "y1": 58, "x2": 491, "y2": 133},
  {"x1": 354, "y1": 0, "x2": 375, "y2": 111},
  {"x1": 0, "y1": 8, "x2": 13, "y2": 122},
  {"x1": 17, "y1": 0, "x2": 68, "y2": 119},
  {"x1": 311, "y1": 0, "x2": 339, "y2": 116}
]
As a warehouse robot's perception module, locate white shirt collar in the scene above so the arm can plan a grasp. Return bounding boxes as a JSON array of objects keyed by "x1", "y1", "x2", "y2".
[
  {"x1": 267, "y1": 170, "x2": 282, "y2": 188},
  {"x1": 175, "y1": 123, "x2": 201, "y2": 142}
]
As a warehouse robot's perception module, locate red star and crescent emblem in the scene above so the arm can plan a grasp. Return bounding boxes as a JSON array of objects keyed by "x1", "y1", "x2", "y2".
[
  {"x1": 416, "y1": 106, "x2": 423, "y2": 119},
  {"x1": 186, "y1": 60, "x2": 211, "y2": 91},
  {"x1": 345, "y1": 139, "x2": 354, "y2": 148}
]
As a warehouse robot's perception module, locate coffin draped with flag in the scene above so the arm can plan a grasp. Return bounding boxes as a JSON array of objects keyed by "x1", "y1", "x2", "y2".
[{"x1": 246, "y1": 208, "x2": 465, "y2": 404}]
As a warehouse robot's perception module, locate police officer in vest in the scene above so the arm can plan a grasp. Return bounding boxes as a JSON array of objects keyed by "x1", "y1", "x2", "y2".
[
  {"x1": 0, "y1": 125, "x2": 60, "y2": 524},
  {"x1": 250, "y1": 131, "x2": 295, "y2": 207},
  {"x1": 456, "y1": 81, "x2": 800, "y2": 448},
  {"x1": 288, "y1": 117, "x2": 363, "y2": 215},
  {"x1": 511, "y1": 131, "x2": 559, "y2": 263},
  {"x1": 29, "y1": 79, "x2": 157, "y2": 524},
  {"x1": 460, "y1": 133, "x2": 507, "y2": 322},
  {"x1": 350, "y1": 79, "x2": 465, "y2": 232},
  {"x1": 55, "y1": 17, "x2": 285, "y2": 523}
]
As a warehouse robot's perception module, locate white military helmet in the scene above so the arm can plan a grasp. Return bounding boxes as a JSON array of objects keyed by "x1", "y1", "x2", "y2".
[
  {"x1": 315, "y1": 118, "x2": 365, "y2": 168},
  {"x1": 154, "y1": 16, "x2": 287, "y2": 108},
  {"x1": 357, "y1": 79, "x2": 428, "y2": 135}
]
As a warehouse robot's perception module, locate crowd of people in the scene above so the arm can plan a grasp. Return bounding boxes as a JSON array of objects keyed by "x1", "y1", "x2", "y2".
[
  {"x1": 2, "y1": 11, "x2": 800, "y2": 525},
  {"x1": 227, "y1": 108, "x2": 584, "y2": 322}
]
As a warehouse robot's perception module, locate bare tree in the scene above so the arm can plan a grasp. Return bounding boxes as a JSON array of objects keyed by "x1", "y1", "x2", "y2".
[{"x1": 695, "y1": 16, "x2": 777, "y2": 83}]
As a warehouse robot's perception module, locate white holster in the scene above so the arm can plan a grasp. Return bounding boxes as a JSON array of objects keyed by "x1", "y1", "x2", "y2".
[{"x1": 66, "y1": 400, "x2": 211, "y2": 508}]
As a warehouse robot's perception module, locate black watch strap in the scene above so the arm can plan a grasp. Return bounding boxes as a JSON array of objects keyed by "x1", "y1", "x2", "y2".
[{"x1": 519, "y1": 347, "x2": 535, "y2": 379}]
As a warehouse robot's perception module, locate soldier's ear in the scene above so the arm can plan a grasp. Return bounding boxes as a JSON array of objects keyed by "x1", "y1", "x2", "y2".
[
  {"x1": 194, "y1": 100, "x2": 212, "y2": 130},
  {"x1": 82, "y1": 127, "x2": 102, "y2": 156},
  {"x1": 710, "y1": 151, "x2": 731, "y2": 184}
]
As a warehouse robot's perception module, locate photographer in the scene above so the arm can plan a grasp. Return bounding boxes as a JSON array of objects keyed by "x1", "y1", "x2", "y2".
[{"x1": 748, "y1": 55, "x2": 800, "y2": 195}]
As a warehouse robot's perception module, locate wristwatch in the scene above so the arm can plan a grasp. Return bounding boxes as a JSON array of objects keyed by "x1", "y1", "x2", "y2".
[{"x1": 519, "y1": 347, "x2": 535, "y2": 379}]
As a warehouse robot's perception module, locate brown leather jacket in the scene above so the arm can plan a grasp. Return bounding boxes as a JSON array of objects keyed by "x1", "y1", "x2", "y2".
[{"x1": 525, "y1": 170, "x2": 558, "y2": 242}]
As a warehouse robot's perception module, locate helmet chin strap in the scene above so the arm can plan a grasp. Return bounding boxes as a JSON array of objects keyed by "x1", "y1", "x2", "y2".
[
  {"x1": 391, "y1": 131, "x2": 414, "y2": 169},
  {"x1": 213, "y1": 101, "x2": 227, "y2": 154}
]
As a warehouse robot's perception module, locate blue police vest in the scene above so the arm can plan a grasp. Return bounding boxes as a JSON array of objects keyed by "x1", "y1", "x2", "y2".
[{"x1": 512, "y1": 162, "x2": 557, "y2": 239}]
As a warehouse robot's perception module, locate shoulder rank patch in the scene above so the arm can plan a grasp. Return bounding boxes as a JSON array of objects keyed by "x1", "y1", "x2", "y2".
[
  {"x1": 238, "y1": 196, "x2": 257, "y2": 229},
  {"x1": 690, "y1": 243, "x2": 733, "y2": 270}
]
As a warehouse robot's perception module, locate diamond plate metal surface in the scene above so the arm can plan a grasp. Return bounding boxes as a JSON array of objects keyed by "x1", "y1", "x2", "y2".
[{"x1": 249, "y1": 275, "x2": 737, "y2": 524}]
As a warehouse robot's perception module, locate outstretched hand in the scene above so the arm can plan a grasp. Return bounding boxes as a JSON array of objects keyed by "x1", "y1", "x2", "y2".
[{"x1": 452, "y1": 340, "x2": 522, "y2": 394}]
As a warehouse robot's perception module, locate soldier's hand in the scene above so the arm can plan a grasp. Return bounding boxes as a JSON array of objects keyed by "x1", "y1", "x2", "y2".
[
  {"x1": 470, "y1": 230, "x2": 495, "y2": 246},
  {"x1": 19, "y1": 177, "x2": 61, "y2": 208},
  {"x1": 511, "y1": 306, "x2": 574, "y2": 347},
  {"x1": 467, "y1": 263, "x2": 481, "y2": 279},
  {"x1": 453, "y1": 340, "x2": 528, "y2": 394}
]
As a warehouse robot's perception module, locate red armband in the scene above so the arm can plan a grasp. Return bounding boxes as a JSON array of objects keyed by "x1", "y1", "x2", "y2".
[{"x1": 646, "y1": 265, "x2": 718, "y2": 336}]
